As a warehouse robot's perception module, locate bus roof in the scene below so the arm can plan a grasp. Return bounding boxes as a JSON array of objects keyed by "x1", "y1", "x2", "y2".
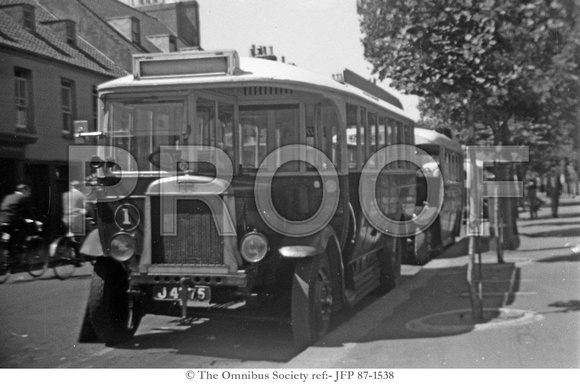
[
  {"x1": 97, "y1": 51, "x2": 414, "y2": 123},
  {"x1": 414, "y1": 128, "x2": 463, "y2": 154}
]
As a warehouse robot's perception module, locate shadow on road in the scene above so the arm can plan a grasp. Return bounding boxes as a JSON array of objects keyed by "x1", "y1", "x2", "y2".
[
  {"x1": 520, "y1": 227, "x2": 580, "y2": 239},
  {"x1": 430, "y1": 236, "x2": 493, "y2": 259},
  {"x1": 546, "y1": 300, "x2": 580, "y2": 313},
  {"x1": 109, "y1": 262, "x2": 520, "y2": 361},
  {"x1": 537, "y1": 252, "x2": 580, "y2": 263},
  {"x1": 114, "y1": 315, "x2": 300, "y2": 363}
]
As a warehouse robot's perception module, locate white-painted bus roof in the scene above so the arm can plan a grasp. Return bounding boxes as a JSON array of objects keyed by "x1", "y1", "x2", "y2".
[
  {"x1": 414, "y1": 128, "x2": 463, "y2": 154},
  {"x1": 98, "y1": 55, "x2": 413, "y2": 123}
]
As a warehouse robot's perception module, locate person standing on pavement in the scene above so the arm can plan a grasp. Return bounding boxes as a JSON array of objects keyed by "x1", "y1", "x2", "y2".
[
  {"x1": 526, "y1": 174, "x2": 541, "y2": 219},
  {"x1": 62, "y1": 180, "x2": 87, "y2": 237},
  {"x1": 546, "y1": 167, "x2": 563, "y2": 218},
  {"x1": 566, "y1": 162, "x2": 578, "y2": 198}
]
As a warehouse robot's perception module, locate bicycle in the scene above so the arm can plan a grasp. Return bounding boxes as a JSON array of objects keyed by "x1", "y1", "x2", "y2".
[
  {"x1": 50, "y1": 217, "x2": 96, "y2": 280},
  {"x1": 0, "y1": 220, "x2": 49, "y2": 284}
]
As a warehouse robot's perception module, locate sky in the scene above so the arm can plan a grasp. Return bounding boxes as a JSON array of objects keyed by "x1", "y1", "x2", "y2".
[{"x1": 196, "y1": 0, "x2": 421, "y2": 121}]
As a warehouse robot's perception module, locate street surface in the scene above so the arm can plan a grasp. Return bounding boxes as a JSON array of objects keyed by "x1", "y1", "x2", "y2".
[{"x1": 1, "y1": 197, "x2": 579, "y2": 369}]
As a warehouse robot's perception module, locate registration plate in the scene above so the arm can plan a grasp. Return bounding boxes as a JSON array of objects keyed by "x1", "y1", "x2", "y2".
[{"x1": 153, "y1": 285, "x2": 210, "y2": 302}]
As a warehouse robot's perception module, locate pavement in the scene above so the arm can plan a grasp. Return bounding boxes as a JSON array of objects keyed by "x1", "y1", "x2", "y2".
[
  {"x1": 287, "y1": 195, "x2": 580, "y2": 368},
  {"x1": 4, "y1": 196, "x2": 579, "y2": 369}
]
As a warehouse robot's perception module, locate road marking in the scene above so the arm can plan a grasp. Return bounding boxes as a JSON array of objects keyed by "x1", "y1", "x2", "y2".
[
  {"x1": 94, "y1": 348, "x2": 114, "y2": 357},
  {"x1": 482, "y1": 279, "x2": 532, "y2": 283},
  {"x1": 460, "y1": 291, "x2": 537, "y2": 297}
]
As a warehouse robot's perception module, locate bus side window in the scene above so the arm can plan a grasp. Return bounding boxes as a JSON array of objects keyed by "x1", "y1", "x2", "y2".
[
  {"x1": 346, "y1": 104, "x2": 358, "y2": 169},
  {"x1": 387, "y1": 118, "x2": 394, "y2": 146},
  {"x1": 368, "y1": 112, "x2": 377, "y2": 161},
  {"x1": 396, "y1": 121, "x2": 403, "y2": 168},
  {"x1": 305, "y1": 103, "x2": 318, "y2": 148},
  {"x1": 322, "y1": 105, "x2": 340, "y2": 168},
  {"x1": 378, "y1": 116, "x2": 386, "y2": 148},
  {"x1": 218, "y1": 102, "x2": 235, "y2": 163},
  {"x1": 360, "y1": 107, "x2": 367, "y2": 168}
]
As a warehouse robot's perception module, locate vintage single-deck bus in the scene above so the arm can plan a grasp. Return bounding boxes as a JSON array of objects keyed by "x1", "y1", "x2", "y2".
[
  {"x1": 409, "y1": 128, "x2": 464, "y2": 264},
  {"x1": 76, "y1": 50, "x2": 417, "y2": 347}
]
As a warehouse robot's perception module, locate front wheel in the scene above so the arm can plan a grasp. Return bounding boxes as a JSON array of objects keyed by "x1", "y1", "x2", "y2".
[
  {"x1": 88, "y1": 259, "x2": 142, "y2": 344},
  {"x1": 291, "y1": 253, "x2": 334, "y2": 349},
  {"x1": 24, "y1": 236, "x2": 48, "y2": 277}
]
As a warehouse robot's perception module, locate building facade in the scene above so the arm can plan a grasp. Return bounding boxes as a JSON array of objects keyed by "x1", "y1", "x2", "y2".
[{"x1": 0, "y1": 0, "x2": 200, "y2": 236}]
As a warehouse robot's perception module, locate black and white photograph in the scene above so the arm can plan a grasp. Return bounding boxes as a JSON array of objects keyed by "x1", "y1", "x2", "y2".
[{"x1": 1, "y1": 0, "x2": 579, "y2": 383}]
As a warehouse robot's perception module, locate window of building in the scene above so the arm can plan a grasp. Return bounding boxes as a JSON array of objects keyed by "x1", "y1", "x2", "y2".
[
  {"x1": 66, "y1": 21, "x2": 76, "y2": 45},
  {"x1": 14, "y1": 67, "x2": 32, "y2": 132},
  {"x1": 169, "y1": 35, "x2": 177, "y2": 52},
  {"x1": 22, "y1": 6, "x2": 34, "y2": 31},
  {"x1": 61, "y1": 79, "x2": 75, "y2": 136},
  {"x1": 131, "y1": 18, "x2": 141, "y2": 44}
]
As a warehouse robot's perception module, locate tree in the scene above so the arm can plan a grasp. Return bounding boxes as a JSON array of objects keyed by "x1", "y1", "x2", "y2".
[
  {"x1": 360, "y1": 0, "x2": 580, "y2": 248},
  {"x1": 360, "y1": 0, "x2": 580, "y2": 320}
]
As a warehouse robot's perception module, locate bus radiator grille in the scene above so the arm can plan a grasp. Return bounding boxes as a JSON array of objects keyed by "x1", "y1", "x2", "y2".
[{"x1": 150, "y1": 198, "x2": 224, "y2": 265}]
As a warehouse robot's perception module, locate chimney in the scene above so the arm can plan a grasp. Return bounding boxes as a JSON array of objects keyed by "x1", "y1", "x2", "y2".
[
  {"x1": 138, "y1": 1, "x2": 200, "y2": 48},
  {"x1": 0, "y1": 3, "x2": 36, "y2": 32}
]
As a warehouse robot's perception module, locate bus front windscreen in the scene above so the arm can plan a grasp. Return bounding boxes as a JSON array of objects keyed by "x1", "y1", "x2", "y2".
[{"x1": 105, "y1": 99, "x2": 185, "y2": 171}]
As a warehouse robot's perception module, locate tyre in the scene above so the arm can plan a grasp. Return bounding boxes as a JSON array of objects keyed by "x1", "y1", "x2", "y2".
[
  {"x1": 52, "y1": 238, "x2": 76, "y2": 280},
  {"x1": 291, "y1": 253, "x2": 334, "y2": 349},
  {"x1": 375, "y1": 236, "x2": 403, "y2": 294},
  {"x1": 88, "y1": 259, "x2": 142, "y2": 344},
  {"x1": 0, "y1": 244, "x2": 11, "y2": 284},
  {"x1": 24, "y1": 236, "x2": 48, "y2": 278},
  {"x1": 78, "y1": 305, "x2": 102, "y2": 343}
]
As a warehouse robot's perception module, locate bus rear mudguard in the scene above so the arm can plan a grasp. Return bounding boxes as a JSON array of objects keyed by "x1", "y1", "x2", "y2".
[
  {"x1": 277, "y1": 226, "x2": 337, "y2": 259},
  {"x1": 278, "y1": 226, "x2": 349, "y2": 310}
]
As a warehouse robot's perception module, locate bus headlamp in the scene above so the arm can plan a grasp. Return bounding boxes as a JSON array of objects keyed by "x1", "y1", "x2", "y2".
[
  {"x1": 109, "y1": 233, "x2": 136, "y2": 262},
  {"x1": 240, "y1": 232, "x2": 268, "y2": 263}
]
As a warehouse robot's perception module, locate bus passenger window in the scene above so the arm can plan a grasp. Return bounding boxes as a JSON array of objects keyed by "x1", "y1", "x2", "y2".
[
  {"x1": 360, "y1": 107, "x2": 367, "y2": 166},
  {"x1": 322, "y1": 105, "x2": 339, "y2": 168},
  {"x1": 218, "y1": 102, "x2": 234, "y2": 163},
  {"x1": 305, "y1": 102, "x2": 340, "y2": 170},
  {"x1": 387, "y1": 118, "x2": 395, "y2": 146},
  {"x1": 368, "y1": 112, "x2": 377, "y2": 158},
  {"x1": 240, "y1": 109, "x2": 268, "y2": 169},
  {"x1": 378, "y1": 116, "x2": 386, "y2": 148},
  {"x1": 239, "y1": 104, "x2": 299, "y2": 171},
  {"x1": 346, "y1": 104, "x2": 358, "y2": 169},
  {"x1": 197, "y1": 98, "x2": 216, "y2": 147}
]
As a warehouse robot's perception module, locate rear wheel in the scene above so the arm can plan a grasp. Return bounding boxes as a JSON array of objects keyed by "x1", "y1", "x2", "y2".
[
  {"x1": 0, "y1": 244, "x2": 11, "y2": 284},
  {"x1": 24, "y1": 237, "x2": 48, "y2": 277},
  {"x1": 52, "y1": 238, "x2": 77, "y2": 280},
  {"x1": 291, "y1": 253, "x2": 333, "y2": 349},
  {"x1": 411, "y1": 227, "x2": 432, "y2": 265},
  {"x1": 88, "y1": 259, "x2": 142, "y2": 344},
  {"x1": 376, "y1": 237, "x2": 404, "y2": 294}
]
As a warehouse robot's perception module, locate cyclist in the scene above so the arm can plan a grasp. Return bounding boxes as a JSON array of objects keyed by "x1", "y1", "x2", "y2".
[{"x1": 0, "y1": 184, "x2": 35, "y2": 251}]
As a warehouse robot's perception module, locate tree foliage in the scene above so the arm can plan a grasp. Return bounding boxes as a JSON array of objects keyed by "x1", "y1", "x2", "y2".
[
  {"x1": 360, "y1": 0, "x2": 580, "y2": 152},
  {"x1": 360, "y1": 0, "x2": 580, "y2": 250}
]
